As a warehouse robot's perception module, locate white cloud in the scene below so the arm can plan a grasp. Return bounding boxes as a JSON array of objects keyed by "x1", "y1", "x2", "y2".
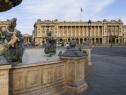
[
  {"x1": 0, "y1": 0, "x2": 116, "y2": 34},
  {"x1": 22, "y1": 0, "x2": 115, "y2": 20},
  {"x1": 87, "y1": 0, "x2": 115, "y2": 14}
]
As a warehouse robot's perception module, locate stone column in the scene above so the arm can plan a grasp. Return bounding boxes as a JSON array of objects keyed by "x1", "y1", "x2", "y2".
[
  {"x1": 86, "y1": 27, "x2": 88, "y2": 40},
  {"x1": 71, "y1": 26, "x2": 72, "y2": 38},
  {"x1": 62, "y1": 26, "x2": 64, "y2": 37},
  {"x1": 118, "y1": 37, "x2": 120, "y2": 44},
  {"x1": 0, "y1": 64, "x2": 11, "y2": 95},
  {"x1": 83, "y1": 27, "x2": 84, "y2": 37},
  {"x1": 98, "y1": 26, "x2": 100, "y2": 37},
  {"x1": 75, "y1": 26, "x2": 77, "y2": 38},
  {"x1": 94, "y1": 38, "x2": 96, "y2": 45},
  {"x1": 84, "y1": 27, "x2": 86, "y2": 37},
  {"x1": 107, "y1": 37, "x2": 109, "y2": 45},
  {"x1": 67, "y1": 26, "x2": 68, "y2": 38},
  {"x1": 98, "y1": 26, "x2": 100, "y2": 44},
  {"x1": 94, "y1": 27, "x2": 96, "y2": 45},
  {"x1": 57, "y1": 27, "x2": 59, "y2": 38},
  {"x1": 79, "y1": 26, "x2": 81, "y2": 38},
  {"x1": 83, "y1": 38, "x2": 85, "y2": 43},
  {"x1": 102, "y1": 37, "x2": 105, "y2": 45}
]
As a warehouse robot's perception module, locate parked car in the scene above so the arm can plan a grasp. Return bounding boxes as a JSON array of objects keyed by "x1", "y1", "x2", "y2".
[{"x1": 56, "y1": 43, "x2": 62, "y2": 47}]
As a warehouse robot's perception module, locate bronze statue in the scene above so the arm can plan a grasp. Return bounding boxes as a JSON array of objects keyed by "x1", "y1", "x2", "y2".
[
  {"x1": 44, "y1": 29, "x2": 56, "y2": 56},
  {"x1": 59, "y1": 39, "x2": 87, "y2": 57},
  {"x1": 0, "y1": 19, "x2": 24, "y2": 63}
]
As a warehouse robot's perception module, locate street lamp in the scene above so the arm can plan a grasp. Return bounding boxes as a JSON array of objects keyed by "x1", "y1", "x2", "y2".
[
  {"x1": 109, "y1": 28, "x2": 117, "y2": 48},
  {"x1": 88, "y1": 20, "x2": 92, "y2": 47},
  {"x1": 110, "y1": 35, "x2": 113, "y2": 48}
]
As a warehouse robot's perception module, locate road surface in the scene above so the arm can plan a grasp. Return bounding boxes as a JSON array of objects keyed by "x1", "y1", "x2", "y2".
[{"x1": 82, "y1": 47, "x2": 126, "y2": 95}]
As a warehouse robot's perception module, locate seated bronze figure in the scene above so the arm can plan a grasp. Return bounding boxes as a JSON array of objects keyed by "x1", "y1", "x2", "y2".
[{"x1": 44, "y1": 29, "x2": 56, "y2": 56}]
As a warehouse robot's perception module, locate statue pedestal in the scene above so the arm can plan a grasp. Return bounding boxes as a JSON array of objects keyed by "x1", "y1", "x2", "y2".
[
  {"x1": 0, "y1": 64, "x2": 11, "y2": 95},
  {"x1": 82, "y1": 48, "x2": 92, "y2": 66},
  {"x1": 61, "y1": 57, "x2": 88, "y2": 94}
]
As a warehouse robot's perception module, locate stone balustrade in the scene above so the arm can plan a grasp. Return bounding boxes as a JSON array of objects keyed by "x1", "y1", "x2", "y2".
[
  {"x1": 0, "y1": 64, "x2": 11, "y2": 95},
  {"x1": 0, "y1": 55, "x2": 89, "y2": 95}
]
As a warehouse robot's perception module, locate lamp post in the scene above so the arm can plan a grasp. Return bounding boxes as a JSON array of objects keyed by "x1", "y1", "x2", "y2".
[
  {"x1": 88, "y1": 20, "x2": 92, "y2": 48},
  {"x1": 108, "y1": 28, "x2": 112, "y2": 47},
  {"x1": 110, "y1": 36, "x2": 113, "y2": 48},
  {"x1": 109, "y1": 28, "x2": 115, "y2": 48}
]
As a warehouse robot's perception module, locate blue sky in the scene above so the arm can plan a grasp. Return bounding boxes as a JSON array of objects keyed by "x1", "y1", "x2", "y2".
[{"x1": 0, "y1": 0, "x2": 126, "y2": 34}]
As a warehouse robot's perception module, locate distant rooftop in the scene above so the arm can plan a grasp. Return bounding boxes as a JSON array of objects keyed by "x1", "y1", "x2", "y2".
[
  {"x1": 35, "y1": 19, "x2": 123, "y2": 25},
  {"x1": 123, "y1": 25, "x2": 126, "y2": 28},
  {"x1": 23, "y1": 33, "x2": 32, "y2": 37}
]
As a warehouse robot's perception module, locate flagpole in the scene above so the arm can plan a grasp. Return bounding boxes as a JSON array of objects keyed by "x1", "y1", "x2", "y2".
[{"x1": 80, "y1": 8, "x2": 83, "y2": 22}]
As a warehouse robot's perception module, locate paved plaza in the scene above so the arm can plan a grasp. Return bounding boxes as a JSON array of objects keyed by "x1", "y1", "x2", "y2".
[
  {"x1": 82, "y1": 47, "x2": 126, "y2": 95},
  {"x1": 22, "y1": 47, "x2": 126, "y2": 95}
]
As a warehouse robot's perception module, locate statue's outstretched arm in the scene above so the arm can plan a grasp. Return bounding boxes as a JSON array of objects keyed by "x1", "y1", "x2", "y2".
[{"x1": 7, "y1": 33, "x2": 19, "y2": 47}]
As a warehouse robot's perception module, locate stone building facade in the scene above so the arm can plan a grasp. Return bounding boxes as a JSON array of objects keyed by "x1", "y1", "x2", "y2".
[
  {"x1": 33, "y1": 19, "x2": 124, "y2": 46},
  {"x1": 0, "y1": 18, "x2": 16, "y2": 30},
  {"x1": 23, "y1": 33, "x2": 32, "y2": 45},
  {"x1": 123, "y1": 25, "x2": 126, "y2": 45}
]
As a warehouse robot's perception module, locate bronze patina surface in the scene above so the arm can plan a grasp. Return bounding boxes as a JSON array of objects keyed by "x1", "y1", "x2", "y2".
[{"x1": 0, "y1": 0, "x2": 22, "y2": 12}]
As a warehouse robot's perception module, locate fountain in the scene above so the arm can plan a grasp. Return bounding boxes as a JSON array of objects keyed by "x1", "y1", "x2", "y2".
[
  {"x1": 0, "y1": 0, "x2": 22, "y2": 12},
  {"x1": 0, "y1": 2, "x2": 90, "y2": 93},
  {"x1": 44, "y1": 29, "x2": 56, "y2": 56},
  {"x1": 0, "y1": 18, "x2": 24, "y2": 64},
  {"x1": 0, "y1": 19, "x2": 90, "y2": 95},
  {"x1": 59, "y1": 39, "x2": 89, "y2": 94}
]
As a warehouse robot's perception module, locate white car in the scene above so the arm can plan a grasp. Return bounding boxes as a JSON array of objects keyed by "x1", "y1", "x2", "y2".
[
  {"x1": 65, "y1": 43, "x2": 69, "y2": 48},
  {"x1": 56, "y1": 43, "x2": 62, "y2": 47}
]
